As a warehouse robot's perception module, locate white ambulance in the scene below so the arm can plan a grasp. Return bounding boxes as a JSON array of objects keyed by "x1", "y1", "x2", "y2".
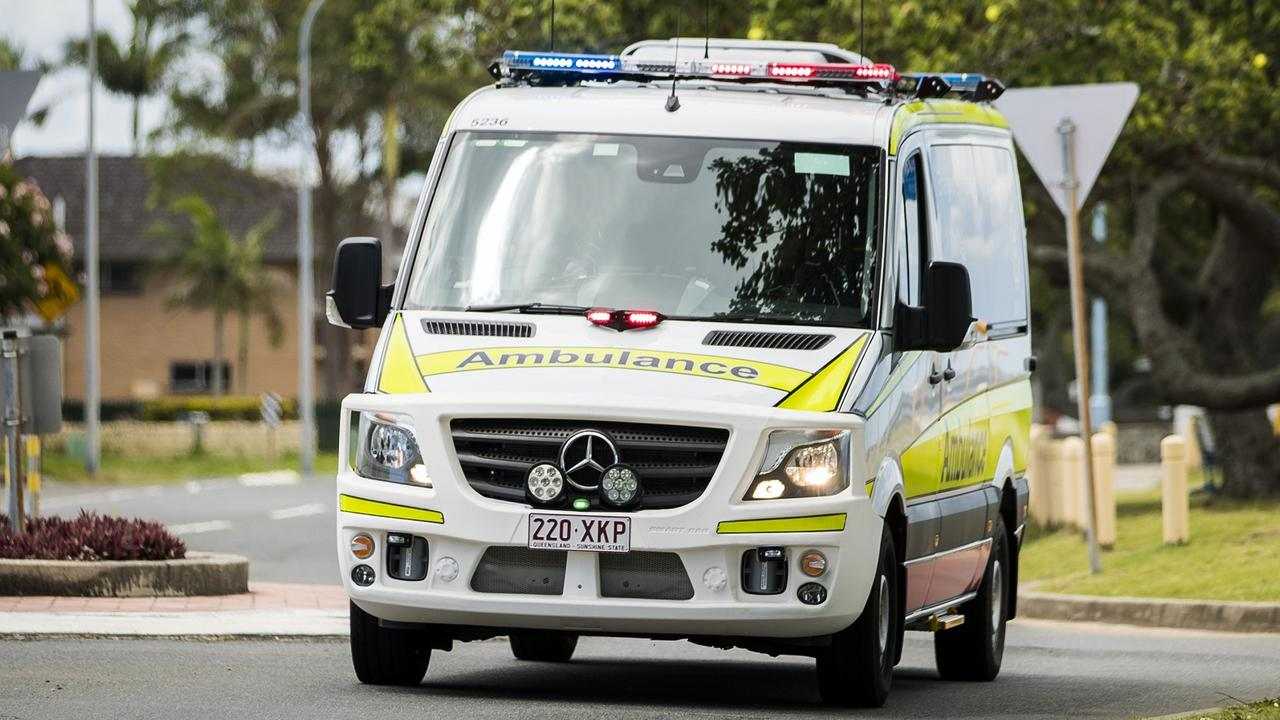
[{"x1": 327, "y1": 38, "x2": 1032, "y2": 707}]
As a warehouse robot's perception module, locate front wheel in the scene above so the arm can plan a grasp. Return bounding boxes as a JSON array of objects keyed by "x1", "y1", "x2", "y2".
[
  {"x1": 816, "y1": 524, "x2": 899, "y2": 707},
  {"x1": 934, "y1": 514, "x2": 1009, "y2": 681},
  {"x1": 509, "y1": 631, "x2": 579, "y2": 662},
  {"x1": 350, "y1": 602, "x2": 431, "y2": 686}
]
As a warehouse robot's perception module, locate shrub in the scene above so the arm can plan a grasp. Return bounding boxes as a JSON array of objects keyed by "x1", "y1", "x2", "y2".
[
  {"x1": 0, "y1": 512, "x2": 186, "y2": 561},
  {"x1": 139, "y1": 395, "x2": 297, "y2": 422}
]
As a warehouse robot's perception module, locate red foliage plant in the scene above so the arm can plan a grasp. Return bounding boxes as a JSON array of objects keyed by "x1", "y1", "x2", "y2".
[{"x1": 0, "y1": 512, "x2": 186, "y2": 561}]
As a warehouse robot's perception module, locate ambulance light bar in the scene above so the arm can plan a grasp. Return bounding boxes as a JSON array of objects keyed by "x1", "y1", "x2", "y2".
[
  {"x1": 899, "y1": 72, "x2": 1006, "y2": 101},
  {"x1": 497, "y1": 50, "x2": 899, "y2": 87}
]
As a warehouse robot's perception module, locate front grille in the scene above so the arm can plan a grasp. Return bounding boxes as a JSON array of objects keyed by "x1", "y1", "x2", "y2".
[
  {"x1": 421, "y1": 319, "x2": 534, "y2": 338},
  {"x1": 599, "y1": 551, "x2": 694, "y2": 600},
  {"x1": 703, "y1": 330, "x2": 834, "y2": 351},
  {"x1": 450, "y1": 419, "x2": 730, "y2": 510},
  {"x1": 470, "y1": 546, "x2": 567, "y2": 595}
]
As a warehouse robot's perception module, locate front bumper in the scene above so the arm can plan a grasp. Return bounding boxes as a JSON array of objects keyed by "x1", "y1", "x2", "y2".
[{"x1": 337, "y1": 391, "x2": 881, "y2": 639}]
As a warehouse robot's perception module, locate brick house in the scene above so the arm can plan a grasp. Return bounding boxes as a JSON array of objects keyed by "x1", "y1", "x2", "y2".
[{"x1": 16, "y1": 154, "x2": 307, "y2": 401}]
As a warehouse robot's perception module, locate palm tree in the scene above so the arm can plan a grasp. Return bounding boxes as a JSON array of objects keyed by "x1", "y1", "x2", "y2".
[
  {"x1": 231, "y1": 224, "x2": 284, "y2": 394},
  {"x1": 160, "y1": 194, "x2": 280, "y2": 396},
  {"x1": 63, "y1": 0, "x2": 188, "y2": 153}
]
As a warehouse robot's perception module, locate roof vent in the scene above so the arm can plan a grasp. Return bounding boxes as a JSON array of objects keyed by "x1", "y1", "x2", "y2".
[
  {"x1": 421, "y1": 319, "x2": 535, "y2": 338},
  {"x1": 702, "y1": 330, "x2": 834, "y2": 351}
]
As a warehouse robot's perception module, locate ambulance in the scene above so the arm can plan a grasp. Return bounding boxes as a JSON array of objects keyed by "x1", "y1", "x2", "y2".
[{"x1": 327, "y1": 38, "x2": 1032, "y2": 707}]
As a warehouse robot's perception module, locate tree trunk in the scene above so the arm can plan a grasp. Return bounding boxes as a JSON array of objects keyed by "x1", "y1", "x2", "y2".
[
  {"x1": 1206, "y1": 409, "x2": 1280, "y2": 499},
  {"x1": 212, "y1": 310, "x2": 225, "y2": 396},
  {"x1": 237, "y1": 311, "x2": 249, "y2": 395},
  {"x1": 381, "y1": 99, "x2": 400, "y2": 252},
  {"x1": 132, "y1": 97, "x2": 141, "y2": 155},
  {"x1": 314, "y1": 133, "x2": 354, "y2": 399}
]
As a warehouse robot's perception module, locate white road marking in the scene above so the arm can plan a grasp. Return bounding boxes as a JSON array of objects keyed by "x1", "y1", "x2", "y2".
[
  {"x1": 239, "y1": 470, "x2": 300, "y2": 487},
  {"x1": 268, "y1": 502, "x2": 326, "y2": 520},
  {"x1": 167, "y1": 520, "x2": 232, "y2": 535},
  {"x1": 185, "y1": 481, "x2": 203, "y2": 494}
]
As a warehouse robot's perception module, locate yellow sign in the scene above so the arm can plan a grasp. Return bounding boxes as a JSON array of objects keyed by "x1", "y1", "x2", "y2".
[
  {"x1": 33, "y1": 263, "x2": 80, "y2": 323},
  {"x1": 414, "y1": 346, "x2": 812, "y2": 392}
]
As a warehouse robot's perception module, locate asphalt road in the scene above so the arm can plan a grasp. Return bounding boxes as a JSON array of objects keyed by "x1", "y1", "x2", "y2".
[
  {"x1": 23, "y1": 475, "x2": 1279, "y2": 719},
  {"x1": 39, "y1": 473, "x2": 340, "y2": 584},
  {"x1": 4, "y1": 621, "x2": 1279, "y2": 719}
]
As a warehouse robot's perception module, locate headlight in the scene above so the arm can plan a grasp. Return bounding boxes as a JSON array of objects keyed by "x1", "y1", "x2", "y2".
[
  {"x1": 745, "y1": 429, "x2": 850, "y2": 500},
  {"x1": 356, "y1": 413, "x2": 430, "y2": 486}
]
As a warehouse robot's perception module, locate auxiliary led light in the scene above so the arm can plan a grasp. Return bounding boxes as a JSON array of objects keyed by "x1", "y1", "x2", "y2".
[
  {"x1": 600, "y1": 464, "x2": 641, "y2": 508},
  {"x1": 526, "y1": 463, "x2": 566, "y2": 504}
]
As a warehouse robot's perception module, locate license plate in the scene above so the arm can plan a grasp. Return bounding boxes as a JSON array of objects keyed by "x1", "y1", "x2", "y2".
[{"x1": 527, "y1": 513, "x2": 631, "y2": 553}]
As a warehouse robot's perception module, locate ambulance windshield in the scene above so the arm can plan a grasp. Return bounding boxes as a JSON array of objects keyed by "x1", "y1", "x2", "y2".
[{"x1": 405, "y1": 132, "x2": 882, "y2": 327}]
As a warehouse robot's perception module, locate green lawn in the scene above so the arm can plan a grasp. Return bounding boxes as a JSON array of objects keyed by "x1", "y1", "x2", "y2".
[
  {"x1": 33, "y1": 449, "x2": 340, "y2": 484},
  {"x1": 1160, "y1": 699, "x2": 1280, "y2": 720},
  {"x1": 1022, "y1": 490, "x2": 1280, "y2": 602}
]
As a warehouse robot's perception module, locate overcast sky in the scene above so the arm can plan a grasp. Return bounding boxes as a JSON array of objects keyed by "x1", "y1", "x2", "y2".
[{"x1": 3, "y1": 1, "x2": 168, "y2": 157}]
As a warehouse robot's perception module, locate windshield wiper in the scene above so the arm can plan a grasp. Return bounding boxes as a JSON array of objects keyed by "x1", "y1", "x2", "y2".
[
  {"x1": 463, "y1": 302, "x2": 591, "y2": 315},
  {"x1": 702, "y1": 312, "x2": 840, "y2": 327}
]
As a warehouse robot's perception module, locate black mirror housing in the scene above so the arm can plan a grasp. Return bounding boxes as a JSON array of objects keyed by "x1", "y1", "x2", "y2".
[
  {"x1": 895, "y1": 261, "x2": 974, "y2": 352},
  {"x1": 328, "y1": 237, "x2": 390, "y2": 329}
]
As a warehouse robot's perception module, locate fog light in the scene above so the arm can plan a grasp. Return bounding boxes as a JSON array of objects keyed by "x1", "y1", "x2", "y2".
[
  {"x1": 703, "y1": 566, "x2": 727, "y2": 592},
  {"x1": 526, "y1": 463, "x2": 566, "y2": 504},
  {"x1": 797, "y1": 582, "x2": 827, "y2": 605},
  {"x1": 600, "y1": 464, "x2": 640, "y2": 508},
  {"x1": 350, "y1": 533, "x2": 375, "y2": 559},
  {"x1": 434, "y1": 556, "x2": 460, "y2": 583},
  {"x1": 800, "y1": 550, "x2": 827, "y2": 577},
  {"x1": 351, "y1": 564, "x2": 375, "y2": 587}
]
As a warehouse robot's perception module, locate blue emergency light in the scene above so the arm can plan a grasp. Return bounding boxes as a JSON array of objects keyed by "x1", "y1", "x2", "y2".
[{"x1": 502, "y1": 51, "x2": 622, "y2": 74}]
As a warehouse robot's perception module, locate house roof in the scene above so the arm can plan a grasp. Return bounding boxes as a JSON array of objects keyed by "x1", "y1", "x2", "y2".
[{"x1": 14, "y1": 154, "x2": 301, "y2": 263}]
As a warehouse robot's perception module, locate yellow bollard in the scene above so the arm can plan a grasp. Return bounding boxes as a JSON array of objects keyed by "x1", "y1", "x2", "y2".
[
  {"x1": 24, "y1": 435, "x2": 41, "y2": 518},
  {"x1": 1060, "y1": 436, "x2": 1085, "y2": 529},
  {"x1": 1043, "y1": 437, "x2": 1064, "y2": 526},
  {"x1": 1161, "y1": 435, "x2": 1189, "y2": 544},
  {"x1": 1091, "y1": 432, "x2": 1117, "y2": 548},
  {"x1": 1028, "y1": 425, "x2": 1051, "y2": 525}
]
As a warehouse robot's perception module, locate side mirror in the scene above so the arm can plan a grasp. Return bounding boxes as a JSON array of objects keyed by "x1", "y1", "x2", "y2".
[
  {"x1": 326, "y1": 237, "x2": 391, "y2": 329},
  {"x1": 895, "y1": 261, "x2": 974, "y2": 352}
]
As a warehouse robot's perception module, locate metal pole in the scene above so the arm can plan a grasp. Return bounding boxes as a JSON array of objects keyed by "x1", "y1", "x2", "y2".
[
  {"x1": 297, "y1": 0, "x2": 327, "y2": 479},
  {"x1": 84, "y1": 0, "x2": 101, "y2": 475},
  {"x1": 1089, "y1": 204, "x2": 1111, "y2": 426},
  {"x1": 3, "y1": 331, "x2": 24, "y2": 533},
  {"x1": 1058, "y1": 118, "x2": 1102, "y2": 574}
]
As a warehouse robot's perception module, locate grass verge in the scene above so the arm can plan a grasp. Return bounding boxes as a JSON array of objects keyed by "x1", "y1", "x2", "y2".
[
  {"x1": 1162, "y1": 698, "x2": 1280, "y2": 720},
  {"x1": 33, "y1": 449, "x2": 340, "y2": 484},
  {"x1": 1022, "y1": 490, "x2": 1280, "y2": 602}
]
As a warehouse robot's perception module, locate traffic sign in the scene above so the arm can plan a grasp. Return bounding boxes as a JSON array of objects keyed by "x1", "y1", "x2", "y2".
[
  {"x1": 995, "y1": 83, "x2": 1138, "y2": 216},
  {"x1": 0, "y1": 70, "x2": 41, "y2": 153}
]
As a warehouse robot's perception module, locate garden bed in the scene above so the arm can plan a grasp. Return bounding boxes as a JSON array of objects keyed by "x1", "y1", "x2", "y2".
[{"x1": 0, "y1": 512, "x2": 248, "y2": 596}]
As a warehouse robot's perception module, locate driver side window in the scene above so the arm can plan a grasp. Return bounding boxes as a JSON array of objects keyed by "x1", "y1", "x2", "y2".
[{"x1": 897, "y1": 152, "x2": 928, "y2": 307}]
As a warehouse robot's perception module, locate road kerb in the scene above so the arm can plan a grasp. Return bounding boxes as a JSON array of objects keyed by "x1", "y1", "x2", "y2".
[{"x1": 1018, "y1": 590, "x2": 1280, "y2": 634}]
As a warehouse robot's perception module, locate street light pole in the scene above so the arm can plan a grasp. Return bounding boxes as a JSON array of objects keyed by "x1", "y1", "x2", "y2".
[
  {"x1": 297, "y1": 0, "x2": 326, "y2": 479},
  {"x1": 1058, "y1": 118, "x2": 1103, "y2": 575},
  {"x1": 84, "y1": 0, "x2": 101, "y2": 476}
]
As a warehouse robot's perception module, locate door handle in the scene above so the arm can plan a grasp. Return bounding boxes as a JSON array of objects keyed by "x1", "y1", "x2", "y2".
[
  {"x1": 942, "y1": 367, "x2": 956, "y2": 381},
  {"x1": 928, "y1": 370, "x2": 943, "y2": 385}
]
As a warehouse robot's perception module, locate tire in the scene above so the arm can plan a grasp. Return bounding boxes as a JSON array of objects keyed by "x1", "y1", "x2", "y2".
[
  {"x1": 816, "y1": 524, "x2": 899, "y2": 708},
  {"x1": 934, "y1": 514, "x2": 1009, "y2": 681},
  {"x1": 350, "y1": 601, "x2": 431, "y2": 686},
  {"x1": 509, "y1": 631, "x2": 579, "y2": 662}
]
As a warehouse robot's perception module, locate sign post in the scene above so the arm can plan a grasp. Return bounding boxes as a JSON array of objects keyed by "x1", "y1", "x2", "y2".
[{"x1": 997, "y1": 83, "x2": 1139, "y2": 574}]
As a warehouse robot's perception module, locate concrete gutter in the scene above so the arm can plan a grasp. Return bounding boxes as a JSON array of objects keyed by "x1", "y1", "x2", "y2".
[
  {"x1": 1019, "y1": 590, "x2": 1280, "y2": 634},
  {"x1": 0, "y1": 552, "x2": 249, "y2": 597}
]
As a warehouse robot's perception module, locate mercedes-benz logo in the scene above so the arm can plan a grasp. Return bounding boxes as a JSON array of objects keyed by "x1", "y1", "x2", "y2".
[{"x1": 559, "y1": 429, "x2": 620, "y2": 491}]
